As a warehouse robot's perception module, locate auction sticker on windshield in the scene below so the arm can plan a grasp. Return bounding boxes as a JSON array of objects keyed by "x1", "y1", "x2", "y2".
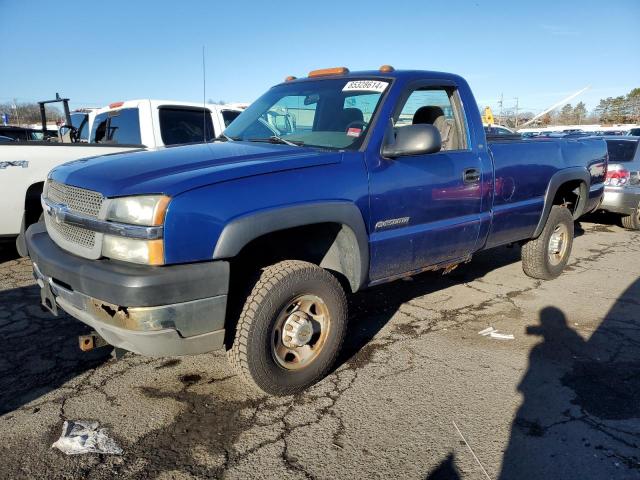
[{"x1": 342, "y1": 80, "x2": 389, "y2": 93}]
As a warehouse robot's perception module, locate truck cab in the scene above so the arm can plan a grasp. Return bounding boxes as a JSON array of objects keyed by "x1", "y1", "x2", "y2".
[{"x1": 89, "y1": 100, "x2": 242, "y2": 147}]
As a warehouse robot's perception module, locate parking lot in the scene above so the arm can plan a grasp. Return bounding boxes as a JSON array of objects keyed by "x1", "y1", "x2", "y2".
[{"x1": 1, "y1": 216, "x2": 639, "y2": 479}]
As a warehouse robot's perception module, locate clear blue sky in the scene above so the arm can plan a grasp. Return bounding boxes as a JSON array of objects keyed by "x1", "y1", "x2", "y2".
[{"x1": 1, "y1": 0, "x2": 638, "y2": 115}]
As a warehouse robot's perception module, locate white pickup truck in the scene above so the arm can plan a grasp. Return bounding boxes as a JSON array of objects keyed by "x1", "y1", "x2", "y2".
[{"x1": 1, "y1": 99, "x2": 243, "y2": 255}]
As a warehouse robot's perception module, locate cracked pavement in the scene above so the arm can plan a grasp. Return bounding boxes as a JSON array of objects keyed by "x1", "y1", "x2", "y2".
[{"x1": 1, "y1": 216, "x2": 639, "y2": 479}]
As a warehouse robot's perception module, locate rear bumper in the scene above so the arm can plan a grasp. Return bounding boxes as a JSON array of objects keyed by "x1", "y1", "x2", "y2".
[
  {"x1": 600, "y1": 186, "x2": 640, "y2": 215},
  {"x1": 26, "y1": 222, "x2": 229, "y2": 356}
]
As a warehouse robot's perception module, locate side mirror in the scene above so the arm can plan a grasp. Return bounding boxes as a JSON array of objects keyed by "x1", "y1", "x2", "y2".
[{"x1": 382, "y1": 124, "x2": 442, "y2": 158}]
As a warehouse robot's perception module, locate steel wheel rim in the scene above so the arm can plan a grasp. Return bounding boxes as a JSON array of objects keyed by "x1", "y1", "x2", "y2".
[
  {"x1": 548, "y1": 223, "x2": 569, "y2": 266},
  {"x1": 271, "y1": 294, "x2": 330, "y2": 370}
]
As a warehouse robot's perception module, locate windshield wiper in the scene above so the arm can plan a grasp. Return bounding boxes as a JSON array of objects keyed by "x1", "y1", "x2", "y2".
[{"x1": 247, "y1": 136, "x2": 303, "y2": 146}]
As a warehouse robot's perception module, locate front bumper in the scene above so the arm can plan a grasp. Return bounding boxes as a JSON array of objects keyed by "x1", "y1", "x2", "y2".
[
  {"x1": 26, "y1": 222, "x2": 229, "y2": 356},
  {"x1": 600, "y1": 186, "x2": 640, "y2": 215}
]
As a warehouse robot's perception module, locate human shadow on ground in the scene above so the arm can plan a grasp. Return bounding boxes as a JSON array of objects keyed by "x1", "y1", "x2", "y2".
[{"x1": 498, "y1": 278, "x2": 640, "y2": 479}]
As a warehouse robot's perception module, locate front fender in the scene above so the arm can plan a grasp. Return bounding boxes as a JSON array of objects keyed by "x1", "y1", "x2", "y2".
[{"x1": 212, "y1": 201, "x2": 369, "y2": 292}]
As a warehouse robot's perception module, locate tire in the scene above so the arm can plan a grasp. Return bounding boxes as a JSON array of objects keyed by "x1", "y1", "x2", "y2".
[
  {"x1": 228, "y1": 260, "x2": 348, "y2": 396},
  {"x1": 522, "y1": 206, "x2": 574, "y2": 280},
  {"x1": 621, "y1": 204, "x2": 640, "y2": 230}
]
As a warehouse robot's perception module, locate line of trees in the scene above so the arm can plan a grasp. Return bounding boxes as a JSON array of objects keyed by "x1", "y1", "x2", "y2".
[
  {"x1": 0, "y1": 102, "x2": 62, "y2": 126},
  {"x1": 497, "y1": 87, "x2": 640, "y2": 127}
]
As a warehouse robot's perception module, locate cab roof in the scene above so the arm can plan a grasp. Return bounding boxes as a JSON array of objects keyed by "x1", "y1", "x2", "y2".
[{"x1": 277, "y1": 68, "x2": 465, "y2": 86}]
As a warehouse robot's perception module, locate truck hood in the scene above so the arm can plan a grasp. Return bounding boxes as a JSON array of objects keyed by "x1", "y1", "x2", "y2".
[{"x1": 49, "y1": 142, "x2": 342, "y2": 197}]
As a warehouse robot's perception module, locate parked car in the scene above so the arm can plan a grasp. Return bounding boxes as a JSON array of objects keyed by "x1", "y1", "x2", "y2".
[
  {"x1": 600, "y1": 136, "x2": 640, "y2": 229},
  {"x1": 627, "y1": 127, "x2": 640, "y2": 137},
  {"x1": 0, "y1": 135, "x2": 15, "y2": 142},
  {"x1": 484, "y1": 124, "x2": 519, "y2": 137},
  {"x1": 1, "y1": 99, "x2": 243, "y2": 255},
  {"x1": 0, "y1": 126, "x2": 47, "y2": 141},
  {"x1": 25, "y1": 67, "x2": 607, "y2": 395}
]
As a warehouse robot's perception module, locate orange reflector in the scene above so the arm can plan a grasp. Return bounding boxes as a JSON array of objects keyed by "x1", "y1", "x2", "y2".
[
  {"x1": 109, "y1": 101, "x2": 124, "y2": 109},
  {"x1": 308, "y1": 67, "x2": 349, "y2": 77},
  {"x1": 152, "y1": 196, "x2": 171, "y2": 226},
  {"x1": 379, "y1": 64, "x2": 395, "y2": 73},
  {"x1": 284, "y1": 75, "x2": 297, "y2": 82},
  {"x1": 147, "y1": 239, "x2": 165, "y2": 266}
]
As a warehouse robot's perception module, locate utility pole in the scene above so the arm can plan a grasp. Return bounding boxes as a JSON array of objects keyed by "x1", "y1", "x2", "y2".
[
  {"x1": 514, "y1": 97, "x2": 519, "y2": 128},
  {"x1": 12, "y1": 98, "x2": 21, "y2": 126},
  {"x1": 498, "y1": 93, "x2": 504, "y2": 125}
]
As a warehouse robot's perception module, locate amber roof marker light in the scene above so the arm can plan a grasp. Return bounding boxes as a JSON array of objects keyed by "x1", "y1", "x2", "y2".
[
  {"x1": 379, "y1": 65, "x2": 395, "y2": 73},
  {"x1": 284, "y1": 75, "x2": 297, "y2": 82},
  {"x1": 308, "y1": 67, "x2": 350, "y2": 77}
]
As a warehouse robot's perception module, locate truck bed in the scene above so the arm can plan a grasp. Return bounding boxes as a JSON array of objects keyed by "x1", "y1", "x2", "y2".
[{"x1": 483, "y1": 136, "x2": 607, "y2": 249}]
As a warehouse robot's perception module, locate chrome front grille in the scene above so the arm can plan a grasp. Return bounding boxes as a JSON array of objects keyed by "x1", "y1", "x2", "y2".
[
  {"x1": 47, "y1": 180, "x2": 103, "y2": 217},
  {"x1": 44, "y1": 180, "x2": 105, "y2": 258},
  {"x1": 49, "y1": 220, "x2": 97, "y2": 249}
]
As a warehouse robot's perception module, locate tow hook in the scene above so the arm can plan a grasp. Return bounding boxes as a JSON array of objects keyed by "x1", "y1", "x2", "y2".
[
  {"x1": 78, "y1": 332, "x2": 109, "y2": 352},
  {"x1": 78, "y1": 332, "x2": 127, "y2": 360}
]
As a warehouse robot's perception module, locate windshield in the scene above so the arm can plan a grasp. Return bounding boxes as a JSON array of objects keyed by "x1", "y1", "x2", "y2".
[
  {"x1": 224, "y1": 78, "x2": 389, "y2": 150},
  {"x1": 70, "y1": 113, "x2": 89, "y2": 141},
  {"x1": 606, "y1": 139, "x2": 638, "y2": 162}
]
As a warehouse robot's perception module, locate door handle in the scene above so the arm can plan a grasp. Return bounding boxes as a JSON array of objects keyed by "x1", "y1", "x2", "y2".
[{"x1": 463, "y1": 168, "x2": 481, "y2": 184}]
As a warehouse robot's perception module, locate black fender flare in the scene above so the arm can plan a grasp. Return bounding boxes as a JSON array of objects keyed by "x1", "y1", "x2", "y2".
[
  {"x1": 533, "y1": 167, "x2": 590, "y2": 238},
  {"x1": 212, "y1": 201, "x2": 369, "y2": 292}
]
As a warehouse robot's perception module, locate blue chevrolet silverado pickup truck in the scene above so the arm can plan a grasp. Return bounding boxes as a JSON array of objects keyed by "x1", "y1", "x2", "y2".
[{"x1": 26, "y1": 66, "x2": 608, "y2": 395}]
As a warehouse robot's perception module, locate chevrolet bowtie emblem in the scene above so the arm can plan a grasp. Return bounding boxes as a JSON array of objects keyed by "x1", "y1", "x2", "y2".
[{"x1": 47, "y1": 203, "x2": 68, "y2": 225}]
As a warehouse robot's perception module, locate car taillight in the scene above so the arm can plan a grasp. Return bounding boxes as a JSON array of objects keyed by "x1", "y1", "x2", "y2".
[{"x1": 605, "y1": 167, "x2": 630, "y2": 186}]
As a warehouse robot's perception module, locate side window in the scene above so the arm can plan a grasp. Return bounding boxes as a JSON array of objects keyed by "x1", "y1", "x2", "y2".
[
  {"x1": 221, "y1": 110, "x2": 241, "y2": 127},
  {"x1": 396, "y1": 87, "x2": 467, "y2": 151},
  {"x1": 71, "y1": 114, "x2": 89, "y2": 141},
  {"x1": 159, "y1": 107, "x2": 214, "y2": 145}
]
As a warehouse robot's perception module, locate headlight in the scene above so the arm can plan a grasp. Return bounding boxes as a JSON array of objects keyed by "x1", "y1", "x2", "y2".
[
  {"x1": 103, "y1": 236, "x2": 164, "y2": 265},
  {"x1": 102, "y1": 195, "x2": 170, "y2": 265},
  {"x1": 106, "y1": 195, "x2": 170, "y2": 226}
]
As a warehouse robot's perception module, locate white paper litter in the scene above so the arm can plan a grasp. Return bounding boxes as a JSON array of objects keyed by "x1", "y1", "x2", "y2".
[
  {"x1": 52, "y1": 420, "x2": 122, "y2": 455},
  {"x1": 478, "y1": 326, "x2": 514, "y2": 340}
]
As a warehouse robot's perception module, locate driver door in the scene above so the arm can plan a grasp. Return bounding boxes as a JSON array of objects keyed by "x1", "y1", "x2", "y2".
[{"x1": 367, "y1": 84, "x2": 484, "y2": 281}]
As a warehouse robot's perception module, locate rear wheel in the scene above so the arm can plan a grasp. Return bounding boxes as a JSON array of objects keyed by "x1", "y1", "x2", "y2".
[
  {"x1": 522, "y1": 206, "x2": 574, "y2": 280},
  {"x1": 228, "y1": 260, "x2": 347, "y2": 395},
  {"x1": 621, "y1": 203, "x2": 640, "y2": 230}
]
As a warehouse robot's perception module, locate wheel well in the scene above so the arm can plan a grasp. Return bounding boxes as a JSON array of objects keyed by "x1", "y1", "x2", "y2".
[
  {"x1": 552, "y1": 180, "x2": 587, "y2": 219},
  {"x1": 24, "y1": 182, "x2": 44, "y2": 227},
  {"x1": 229, "y1": 223, "x2": 360, "y2": 294}
]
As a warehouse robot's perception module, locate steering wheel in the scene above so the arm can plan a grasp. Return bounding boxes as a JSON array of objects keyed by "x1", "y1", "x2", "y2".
[{"x1": 58, "y1": 124, "x2": 79, "y2": 143}]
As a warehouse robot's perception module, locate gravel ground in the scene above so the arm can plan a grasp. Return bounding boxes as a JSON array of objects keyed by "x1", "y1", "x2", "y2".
[{"x1": 0, "y1": 217, "x2": 639, "y2": 479}]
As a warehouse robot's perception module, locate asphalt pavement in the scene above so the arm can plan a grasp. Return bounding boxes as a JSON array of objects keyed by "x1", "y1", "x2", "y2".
[{"x1": 1, "y1": 216, "x2": 639, "y2": 479}]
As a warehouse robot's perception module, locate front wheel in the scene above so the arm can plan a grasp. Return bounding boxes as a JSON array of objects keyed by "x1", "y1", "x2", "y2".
[
  {"x1": 228, "y1": 260, "x2": 348, "y2": 396},
  {"x1": 522, "y1": 206, "x2": 574, "y2": 280},
  {"x1": 621, "y1": 203, "x2": 640, "y2": 230}
]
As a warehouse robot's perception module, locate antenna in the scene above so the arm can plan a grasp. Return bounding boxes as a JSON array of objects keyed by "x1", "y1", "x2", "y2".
[{"x1": 202, "y1": 45, "x2": 206, "y2": 143}]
